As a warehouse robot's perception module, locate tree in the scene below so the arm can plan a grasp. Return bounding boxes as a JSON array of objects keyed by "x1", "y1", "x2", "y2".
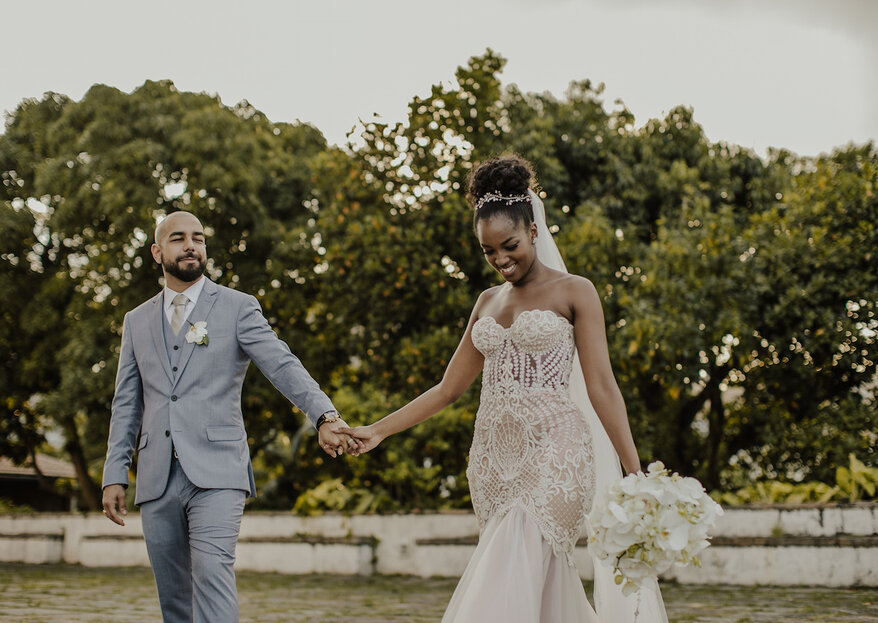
[
  {"x1": 728, "y1": 145, "x2": 878, "y2": 482},
  {"x1": 2, "y1": 53, "x2": 874, "y2": 512},
  {"x1": 562, "y1": 140, "x2": 877, "y2": 488}
]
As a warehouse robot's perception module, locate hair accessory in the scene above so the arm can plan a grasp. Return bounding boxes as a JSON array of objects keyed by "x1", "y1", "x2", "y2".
[{"x1": 475, "y1": 191, "x2": 530, "y2": 211}]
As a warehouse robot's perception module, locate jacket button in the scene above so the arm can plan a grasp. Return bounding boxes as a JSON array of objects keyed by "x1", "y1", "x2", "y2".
[
  {"x1": 172, "y1": 366, "x2": 178, "y2": 372},
  {"x1": 171, "y1": 395, "x2": 177, "y2": 401},
  {"x1": 173, "y1": 345, "x2": 179, "y2": 351},
  {"x1": 165, "y1": 430, "x2": 170, "y2": 437}
]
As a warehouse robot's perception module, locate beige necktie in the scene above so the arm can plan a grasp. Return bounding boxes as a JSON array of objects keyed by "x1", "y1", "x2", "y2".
[{"x1": 170, "y1": 293, "x2": 188, "y2": 334}]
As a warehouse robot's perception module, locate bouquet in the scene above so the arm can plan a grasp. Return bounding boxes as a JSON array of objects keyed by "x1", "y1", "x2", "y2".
[{"x1": 587, "y1": 461, "x2": 723, "y2": 596}]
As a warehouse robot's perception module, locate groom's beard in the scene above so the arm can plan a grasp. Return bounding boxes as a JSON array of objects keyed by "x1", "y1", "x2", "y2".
[{"x1": 163, "y1": 253, "x2": 206, "y2": 283}]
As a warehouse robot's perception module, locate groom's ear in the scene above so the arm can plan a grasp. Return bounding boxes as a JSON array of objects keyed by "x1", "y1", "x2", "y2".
[{"x1": 150, "y1": 243, "x2": 163, "y2": 265}]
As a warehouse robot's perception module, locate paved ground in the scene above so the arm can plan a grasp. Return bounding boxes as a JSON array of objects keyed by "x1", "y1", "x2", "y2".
[{"x1": 1, "y1": 563, "x2": 876, "y2": 622}]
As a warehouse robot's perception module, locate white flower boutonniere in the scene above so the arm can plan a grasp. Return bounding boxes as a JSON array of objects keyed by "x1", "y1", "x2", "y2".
[{"x1": 185, "y1": 321, "x2": 209, "y2": 346}]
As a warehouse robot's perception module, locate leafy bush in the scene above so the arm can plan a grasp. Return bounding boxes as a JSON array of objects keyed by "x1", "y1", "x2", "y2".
[
  {"x1": 293, "y1": 477, "x2": 391, "y2": 515},
  {"x1": 0, "y1": 498, "x2": 35, "y2": 514},
  {"x1": 712, "y1": 454, "x2": 877, "y2": 505}
]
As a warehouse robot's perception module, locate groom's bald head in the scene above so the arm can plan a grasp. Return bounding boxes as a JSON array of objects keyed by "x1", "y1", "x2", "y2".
[{"x1": 154, "y1": 211, "x2": 203, "y2": 245}]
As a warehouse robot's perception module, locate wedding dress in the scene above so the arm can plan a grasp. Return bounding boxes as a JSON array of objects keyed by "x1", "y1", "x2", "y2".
[
  {"x1": 440, "y1": 193, "x2": 668, "y2": 623},
  {"x1": 440, "y1": 309, "x2": 598, "y2": 623}
]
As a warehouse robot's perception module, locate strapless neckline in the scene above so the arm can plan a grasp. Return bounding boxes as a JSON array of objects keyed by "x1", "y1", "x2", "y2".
[{"x1": 475, "y1": 309, "x2": 572, "y2": 331}]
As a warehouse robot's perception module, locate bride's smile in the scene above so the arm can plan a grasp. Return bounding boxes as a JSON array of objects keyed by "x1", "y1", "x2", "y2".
[{"x1": 477, "y1": 217, "x2": 539, "y2": 285}]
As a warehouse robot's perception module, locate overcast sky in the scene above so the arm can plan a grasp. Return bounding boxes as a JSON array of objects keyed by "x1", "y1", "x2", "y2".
[{"x1": 3, "y1": 0, "x2": 876, "y2": 158}]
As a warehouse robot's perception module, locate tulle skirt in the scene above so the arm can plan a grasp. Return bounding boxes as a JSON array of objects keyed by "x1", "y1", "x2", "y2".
[{"x1": 440, "y1": 506, "x2": 597, "y2": 623}]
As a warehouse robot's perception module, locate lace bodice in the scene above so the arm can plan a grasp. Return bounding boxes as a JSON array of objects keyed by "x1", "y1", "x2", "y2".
[
  {"x1": 473, "y1": 309, "x2": 577, "y2": 396},
  {"x1": 467, "y1": 309, "x2": 596, "y2": 562}
]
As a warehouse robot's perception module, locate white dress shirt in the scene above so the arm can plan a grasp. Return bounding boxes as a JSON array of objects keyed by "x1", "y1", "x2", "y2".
[{"x1": 162, "y1": 277, "x2": 207, "y2": 327}]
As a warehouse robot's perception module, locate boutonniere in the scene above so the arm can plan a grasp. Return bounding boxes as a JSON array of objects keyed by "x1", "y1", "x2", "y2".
[{"x1": 185, "y1": 321, "x2": 209, "y2": 346}]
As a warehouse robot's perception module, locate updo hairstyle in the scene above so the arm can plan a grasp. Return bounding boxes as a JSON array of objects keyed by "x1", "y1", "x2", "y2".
[{"x1": 467, "y1": 155, "x2": 535, "y2": 231}]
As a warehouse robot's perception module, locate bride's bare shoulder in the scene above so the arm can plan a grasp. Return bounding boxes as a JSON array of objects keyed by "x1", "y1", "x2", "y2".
[
  {"x1": 555, "y1": 272, "x2": 598, "y2": 295},
  {"x1": 549, "y1": 273, "x2": 602, "y2": 318},
  {"x1": 478, "y1": 284, "x2": 505, "y2": 302},
  {"x1": 564, "y1": 275, "x2": 606, "y2": 321},
  {"x1": 471, "y1": 285, "x2": 504, "y2": 318}
]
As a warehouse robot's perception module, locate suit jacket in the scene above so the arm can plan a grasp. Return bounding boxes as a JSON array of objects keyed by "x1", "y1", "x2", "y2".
[{"x1": 101, "y1": 278, "x2": 335, "y2": 505}]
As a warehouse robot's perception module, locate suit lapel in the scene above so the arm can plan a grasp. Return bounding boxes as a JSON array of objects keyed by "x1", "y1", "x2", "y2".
[
  {"x1": 148, "y1": 292, "x2": 174, "y2": 383},
  {"x1": 172, "y1": 279, "x2": 220, "y2": 388}
]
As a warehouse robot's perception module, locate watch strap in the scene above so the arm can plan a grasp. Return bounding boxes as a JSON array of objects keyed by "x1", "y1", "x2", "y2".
[{"x1": 316, "y1": 410, "x2": 339, "y2": 430}]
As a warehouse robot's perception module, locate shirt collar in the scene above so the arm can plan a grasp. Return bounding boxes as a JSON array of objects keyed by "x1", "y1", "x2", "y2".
[{"x1": 163, "y1": 276, "x2": 207, "y2": 309}]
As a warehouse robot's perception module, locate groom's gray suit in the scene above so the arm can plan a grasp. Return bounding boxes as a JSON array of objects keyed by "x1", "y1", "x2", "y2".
[{"x1": 102, "y1": 277, "x2": 335, "y2": 622}]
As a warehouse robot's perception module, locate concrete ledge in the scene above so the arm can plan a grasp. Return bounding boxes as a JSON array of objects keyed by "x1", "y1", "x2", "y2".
[
  {"x1": 711, "y1": 535, "x2": 878, "y2": 547},
  {"x1": 0, "y1": 532, "x2": 63, "y2": 564},
  {"x1": 239, "y1": 535, "x2": 375, "y2": 545},
  {"x1": 415, "y1": 536, "x2": 479, "y2": 546},
  {"x1": 668, "y1": 545, "x2": 877, "y2": 587},
  {"x1": 79, "y1": 533, "x2": 151, "y2": 568},
  {"x1": 237, "y1": 540, "x2": 374, "y2": 576},
  {"x1": 0, "y1": 503, "x2": 875, "y2": 585},
  {"x1": 237, "y1": 533, "x2": 376, "y2": 575},
  {"x1": 418, "y1": 534, "x2": 878, "y2": 548}
]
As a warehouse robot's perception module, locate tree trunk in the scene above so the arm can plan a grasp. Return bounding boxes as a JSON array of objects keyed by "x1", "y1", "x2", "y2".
[
  {"x1": 63, "y1": 415, "x2": 102, "y2": 511},
  {"x1": 704, "y1": 369, "x2": 726, "y2": 491},
  {"x1": 27, "y1": 448, "x2": 60, "y2": 495}
]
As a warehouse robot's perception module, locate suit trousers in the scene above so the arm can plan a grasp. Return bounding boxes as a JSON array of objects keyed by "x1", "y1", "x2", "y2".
[{"x1": 141, "y1": 457, "x2": 247, "y2": 623}]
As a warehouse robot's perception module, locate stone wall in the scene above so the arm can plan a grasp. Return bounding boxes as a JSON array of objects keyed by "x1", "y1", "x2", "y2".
[{"x1": 1, "y1": 503, "x2": 875, "y2": 586}]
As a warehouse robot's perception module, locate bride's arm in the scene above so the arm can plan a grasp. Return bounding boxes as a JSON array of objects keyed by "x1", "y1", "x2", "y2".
[
  {"x1": 570, "y1": 277, "x2": 641, "y2": 474},
  {"x1": 333, "y1": 300, "x2": 486, "y2": 452}
]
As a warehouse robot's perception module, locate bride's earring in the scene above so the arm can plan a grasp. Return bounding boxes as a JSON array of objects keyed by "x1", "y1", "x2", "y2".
[{"x1": 532, "y1": 237, "x2": 536, "y2": 245}]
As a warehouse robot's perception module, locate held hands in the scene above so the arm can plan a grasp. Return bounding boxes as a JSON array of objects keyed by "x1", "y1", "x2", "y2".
[
  {"x1": 330, "y1": 424, "x2": 383, "y2": 455},
  {"x1": 318, "y1": 418, "x2": 365, "y2": 458}
]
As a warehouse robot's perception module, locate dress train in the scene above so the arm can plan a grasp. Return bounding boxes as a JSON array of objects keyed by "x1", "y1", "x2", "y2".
[{"x1": 441, "y1": 506, "x2": 597, "y2": 623}]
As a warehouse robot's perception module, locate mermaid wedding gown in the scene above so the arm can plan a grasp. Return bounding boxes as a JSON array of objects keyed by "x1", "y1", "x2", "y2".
[
  {"x1": 441, "y1": 309, "x2": 597, "y2": 622},
  {"x1": 441, "y1": 308, "x2": 667, "y2": 622}
]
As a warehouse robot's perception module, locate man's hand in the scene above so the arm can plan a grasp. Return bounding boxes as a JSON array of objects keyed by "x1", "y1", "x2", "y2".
[
  {"x1": 318, "y1": 419, "x2": 365, "y2": 458},
  {"x1": 102, "y1": 484, "x2": 127, "y2": 526},
  {"x1": 330, "y1": 424, "x2": 383, "y2": 455}
]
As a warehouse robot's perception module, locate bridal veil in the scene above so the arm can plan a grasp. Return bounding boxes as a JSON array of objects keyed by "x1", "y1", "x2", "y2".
[{"x1": 529, "y1": 189, "x2": 669, "y2": 623}]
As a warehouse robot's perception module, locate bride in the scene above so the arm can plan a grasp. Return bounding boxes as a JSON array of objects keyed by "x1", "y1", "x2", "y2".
[{"x1": 335, "y1": 155, "x2": 668, "y2": 622}]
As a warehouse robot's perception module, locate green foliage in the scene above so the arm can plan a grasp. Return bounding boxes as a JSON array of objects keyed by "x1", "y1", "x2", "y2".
[
  {"x1": 713, "y1": 454, "x2": 878, "y2": 505},
  {"x1": 2, "y1": 51, "x2": 875, "y2": 511},
  {"x1": 0, "y1": 498, "x2": 35, "y2": 514},
  {"x1": 836, "y1": 454, "x2": 878, "y2": 502},
  {"x1": 561, "y1": 132, "x2": 877, "y2": 489},
  {"x1": 293, "y1": 478, "x2": 386, "y2": 516}
]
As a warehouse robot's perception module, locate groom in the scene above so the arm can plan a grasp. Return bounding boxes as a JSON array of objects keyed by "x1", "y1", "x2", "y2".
[{"x1": 101, "y1": 210, "x2": 360, "y2": 622}]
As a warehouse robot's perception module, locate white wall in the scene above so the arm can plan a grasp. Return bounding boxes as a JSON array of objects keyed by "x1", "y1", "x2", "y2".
[{"x1": 1, "y1": 503, "x2": 875, "y2": 586}]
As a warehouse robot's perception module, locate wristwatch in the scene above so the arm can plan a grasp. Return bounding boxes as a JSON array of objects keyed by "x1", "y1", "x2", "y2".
[{"x1": 315, "y1": 410, "x2": 340, "y2": 430}]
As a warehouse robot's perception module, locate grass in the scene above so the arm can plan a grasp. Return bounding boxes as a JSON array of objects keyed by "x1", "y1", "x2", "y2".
[{"x1": 0, "y1": 563, "x2": 875, "y2": 622}]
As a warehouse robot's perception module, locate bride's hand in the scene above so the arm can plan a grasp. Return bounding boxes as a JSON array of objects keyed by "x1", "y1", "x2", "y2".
[{"x1": 331, "y1": 423, "x2": 384, "y2": 455}]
